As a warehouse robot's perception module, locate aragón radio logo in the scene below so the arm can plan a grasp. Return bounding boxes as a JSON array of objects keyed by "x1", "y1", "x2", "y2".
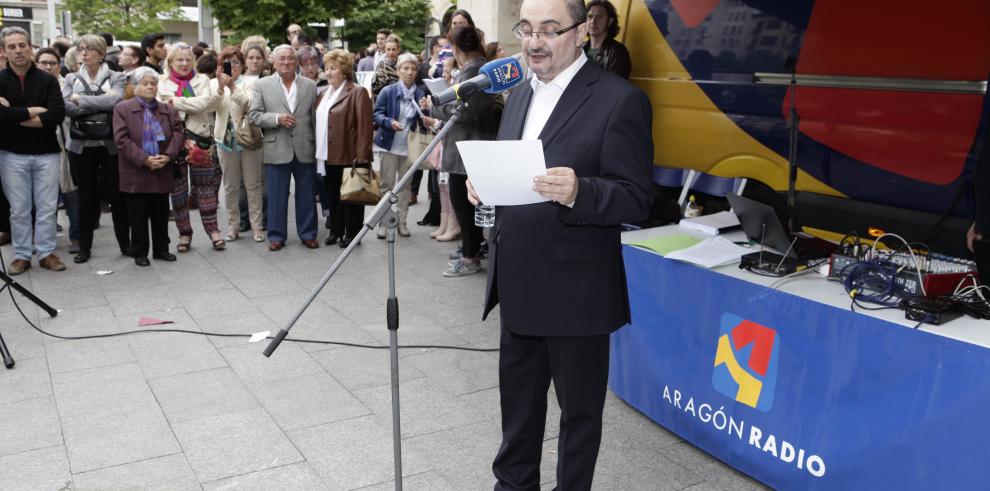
[{"x1": 712, "y1": 313, "x2": 779, "y2": 412}]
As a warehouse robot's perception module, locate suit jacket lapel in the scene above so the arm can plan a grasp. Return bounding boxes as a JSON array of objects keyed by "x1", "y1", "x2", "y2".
[
  {"x1": 330, "y1": 82, "x2": 354, "y2": 110},
  {"x1": 500, "y1": 81, "x2": 533, "y2": 141},
  {"x1": 271, "y1": 75, "x2": 291, "y2": 113},
  {"x1": 537, "y1": 62, "x2": 598, "y2": 146}
]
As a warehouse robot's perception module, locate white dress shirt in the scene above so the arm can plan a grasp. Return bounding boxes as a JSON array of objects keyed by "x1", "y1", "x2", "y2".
[
  {"x1": 279, "y1": 73, "x2": 298, "y2": 113},
  {"x1": 521, "y1": 54, "x2": 588, "y2": 141}
]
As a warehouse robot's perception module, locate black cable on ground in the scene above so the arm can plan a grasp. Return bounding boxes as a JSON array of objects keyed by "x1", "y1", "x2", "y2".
[{"x1": 0, "y1": 247, "x2": 498, "y2": 353}]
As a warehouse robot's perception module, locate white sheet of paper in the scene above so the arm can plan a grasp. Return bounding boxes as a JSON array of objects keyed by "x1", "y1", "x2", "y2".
[
  {"x1": 423, "y1": 78, "x2": 449, "y2": 95},
  {"x1": 456, "y1": 140, "x2": 550, "y2": 206}
]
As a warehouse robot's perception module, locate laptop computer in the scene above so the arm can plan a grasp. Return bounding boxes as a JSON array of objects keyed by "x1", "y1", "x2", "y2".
[{"x1": 726, "y1": 194, "x2": 836, "y2": 259}]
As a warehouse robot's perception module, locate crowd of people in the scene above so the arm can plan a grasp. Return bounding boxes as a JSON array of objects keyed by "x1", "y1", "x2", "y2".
[{"x1": 0, "y1": 1, "x2": 632, "y2": 277}]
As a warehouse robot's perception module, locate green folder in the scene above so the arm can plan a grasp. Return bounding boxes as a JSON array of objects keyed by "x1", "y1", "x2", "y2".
[{"x1": 629, "y1": 235, "x2": 703, "y2": 256}]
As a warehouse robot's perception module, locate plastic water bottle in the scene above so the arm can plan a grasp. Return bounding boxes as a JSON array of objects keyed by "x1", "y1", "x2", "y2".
[
  {"x1": 683, "y1": 195, "x2": 702, "y2": 218},
  {"x1": 475, "y1": 204, "x2": 495, "y2": 228}
]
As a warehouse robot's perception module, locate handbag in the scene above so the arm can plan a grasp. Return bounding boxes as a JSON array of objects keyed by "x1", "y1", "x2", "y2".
[
  {"x1": 406, "y1": 129, "x2": 433, "y2": 170},
  {"x1": 235, "y1": 118, "x2": 263, "y2": 150},
  {"x1": 69, "y1": 74, "x2": 114, "y2": 141},
  {"x1": 339, "y1": 163, "x2": 381, "y2": 205},
  {"x1": 182, "y1": 130, "x2": 214, "y2": 168}
]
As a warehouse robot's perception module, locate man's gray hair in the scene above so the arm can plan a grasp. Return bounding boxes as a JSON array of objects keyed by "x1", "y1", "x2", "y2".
[
  {"x1": 130, "y1": 66, "x2": 160, "y2": 85},
  {"x1": 0, "y1": 26, "x2": 30, "y2": 45},
  {"x1": 271, "y1": 44, "x2": 295, "y2": 59},
  {"x1": 565, "y1": 0, "x2": 587, "y2": 24}
]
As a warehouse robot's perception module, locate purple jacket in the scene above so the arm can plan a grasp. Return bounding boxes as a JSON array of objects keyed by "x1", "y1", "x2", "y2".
[{"x1": 112, "y1": 97, "x2": 184, "y2": 194}]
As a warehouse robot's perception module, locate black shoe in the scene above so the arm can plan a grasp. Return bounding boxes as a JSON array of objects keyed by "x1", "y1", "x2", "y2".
[
  {"x1": 134, "y1": 257, "x2": 150, "y2": 267},
  {"x1": 338, "y1": 237, "x2": 350, "y2": 248},
  {"x1": 121, "y1": 245, "x2": 134, "y2": 258},
  {"x1": 153, "y1": 252, "x2": 177, "y2": 262},
  {"x1": 325, "y1": 219, "x2": 332, "y2": 229},
  {"x1": 324, "y1": 234, "x2": 339, "y2": 246},
  {"x1": 74, "y1": 250, "x2": 91, "y2": 263}
]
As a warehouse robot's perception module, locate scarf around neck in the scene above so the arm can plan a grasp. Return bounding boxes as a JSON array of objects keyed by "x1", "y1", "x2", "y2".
[
  {"x1": 169, "y1": 69, "x2": 196, "y2": 98},
  {"x1": 137, "y1": 97, "x2": 166, "y2": 156}
]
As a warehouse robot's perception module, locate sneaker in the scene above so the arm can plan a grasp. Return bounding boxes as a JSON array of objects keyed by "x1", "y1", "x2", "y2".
[
  {"x1": 39, "y1": 254, "x2": 66, "y2": 271},
  {"x1": 7, "y1": 258, "x2": 30, "y2": 275},
  {"x1": 442, "y1": 259, "x2": 481, "y2": 277}
]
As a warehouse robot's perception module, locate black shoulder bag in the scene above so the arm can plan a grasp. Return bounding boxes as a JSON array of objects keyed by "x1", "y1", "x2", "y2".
[{"x1": 69, "y1": 74, "x2": 114, "y2": 141}]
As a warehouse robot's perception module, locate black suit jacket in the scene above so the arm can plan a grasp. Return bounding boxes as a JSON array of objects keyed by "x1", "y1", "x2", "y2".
[{"x1": 482, "y1": 60, "x2": 654, "y2": 337}]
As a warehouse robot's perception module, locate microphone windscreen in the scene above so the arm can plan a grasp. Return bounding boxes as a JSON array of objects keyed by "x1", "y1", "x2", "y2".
[{"x1": 479, "y1": 57, "x2": 525, "y2": 94}]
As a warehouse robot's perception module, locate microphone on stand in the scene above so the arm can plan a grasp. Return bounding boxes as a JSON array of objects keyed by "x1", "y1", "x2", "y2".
[{"x1": 431, "y1": 56, "x2": 526, "y2": 105}]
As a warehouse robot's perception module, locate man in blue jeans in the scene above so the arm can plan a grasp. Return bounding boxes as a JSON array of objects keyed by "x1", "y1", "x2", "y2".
[{"x1": 0, "y1": 26, "x2": 67, "y2": 274}]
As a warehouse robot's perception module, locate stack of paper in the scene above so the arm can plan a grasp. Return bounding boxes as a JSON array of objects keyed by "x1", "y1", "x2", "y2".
[
  {"x1": 629, "y1": 235, "x2": 702, "y2": 256},
  {"x1": 678, "y1": 210, "x2": 741, "y2": 235},
  {"x1": 664, "y1": 236, "x2": 753, "y2": 268}
]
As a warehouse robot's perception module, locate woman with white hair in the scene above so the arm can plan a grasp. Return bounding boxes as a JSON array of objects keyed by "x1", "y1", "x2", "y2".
[
  {"x1": 113, "y1": 67, "x2": 185, "y2": 265},
  {"x1": 372, "y1": 52, "x2": 435, "y2": 238},
  {"x1": 157, "y1": 43, "x2": 222, "y2": 252},
  {"x1": 62, "y1": 33, "x2": 130, "y2": 264}
]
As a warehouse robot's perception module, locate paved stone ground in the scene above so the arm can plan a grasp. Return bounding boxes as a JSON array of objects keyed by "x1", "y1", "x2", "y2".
[{"x1": 0, "y1": 189, "x2": 766, "y2": 490}]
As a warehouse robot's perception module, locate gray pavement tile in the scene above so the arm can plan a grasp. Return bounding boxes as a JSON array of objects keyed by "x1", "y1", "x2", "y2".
[
  {"x1": 0, "y1": 396, "x2": 62, "y2": 457},
  {"x1": 445, "y1": 321, "x2": 501, "y2": 350},
  {"x1": 149, "y1": 367, "x2": 259, "y2": 424},
  {"x1": 90, "y1": 267, "x2": 165, "y2": 293},
  {"x1": 72, "y1": 453, "x2": 199, "y2": 491},
  {"x1": 593, "y1": 426, "x2": 705, "y2": 490},
  {"x1": 104, "y1": 285, "x2": 182, "y2": 316},
  {"x1": 255, "y1": 294, "x2": 381, "y2": 353},
  {"x1": 174, "y1": 287, "x2": 255, "y2": 320},
  {"x1": 683, "y1": 481, "x2": 731, "y2": 491},
  {"x1": 0, "y1": 354, "x2": 53, "y2": 405},
  {"x1": 224, "y1": 269, "x2": 310, "y2": 299},
  {"x1": 197, "y1": 310, "x2": 276, "y2": 349},
  {"x1": 0, "y1": 445, "x2": 73, "y2": 491},
  {"x1": 44, "y1": 336, "x2": 134, "y2": 374},
  {"x1": 357, "y1": 469, "x2": 456, "y2": 490},
  {"x1": 602, "y1": 392, "x2": 684, "y2": 449},
  {"x1": 403, "y1": 347, "x2": 499, "y2": 397},
  {"x1": 51, "y1": 362, "x2": 157, "y2": 417},
  {"x1": 36, "y1": 305, "x2": 121, "y2": 339},
  {"x1": 658, "y1": 442, "x2": 769, "y2": 491},
  {"x1": 250, "y1": 371, "x2": 370, "y2": 431},
  {"x1": 159, "y1": 270, "x2": 234, "y2": 294},
  {"x1": 220, "y1": 341, "x2": 324, "y2": 384},
  {"x1": 309, "y1": 346, "x2": 425, "y2": 392},
  {"x1": 202, "y1": 462, "x2": 328, "y2": 490},
  {"x1": 403, "y1": 420, "x2": 500, "y2": 482},
  {"x1": 172, "y1": 408, "x2": 304, "y2": 483},
  {"x1": 357, "y1": 320, "x2": 472, "y2": 357},
  {"x1": 352, "y1": 376, "x2": 487, "y2": 439},
  {"x1": 405, "y1": 293, "x2": 488, "y2": 330},
  {"x1": 113, "y1": 307, "x2": 199, "y2": 333},
  {"x1": 24, "y1": 284, "x2": 108, "y2": 311},
  {"x1": 127, "y1": 330, "x2": 229, "y2": 379},
  {"x1": 0, "y1": 322, "x2": 47, "y2": 364},
  {"x1": 61, "y1": 402, "x2": 181, "y2": 474},
  {"x1": 287, "y1": 415, "x2": 432, "y2": 490}
]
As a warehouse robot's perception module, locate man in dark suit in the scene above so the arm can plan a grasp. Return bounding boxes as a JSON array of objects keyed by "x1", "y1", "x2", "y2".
[{"x1": 473, "y1": 0, "x2": 653, "y2": 488}]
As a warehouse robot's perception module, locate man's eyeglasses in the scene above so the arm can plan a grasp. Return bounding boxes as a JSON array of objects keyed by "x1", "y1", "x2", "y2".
[{"x1": 512, "y1": 21, "x2": 585, "y2": 40}]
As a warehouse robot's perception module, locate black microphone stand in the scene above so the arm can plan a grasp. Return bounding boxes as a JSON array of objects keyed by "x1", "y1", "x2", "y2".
[
  {"x1": 264, "y1": 100, "x2": 467, "y2": 491},
  {"x1": 0, "y1": 268, "x2": 59, "y2": 369}
]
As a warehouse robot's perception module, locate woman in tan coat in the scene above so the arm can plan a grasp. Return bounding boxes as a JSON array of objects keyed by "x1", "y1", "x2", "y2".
[
  {"x1": 157, "y1": 43, "x2": 222, "y2": 252},
  {"x1": 314, "y1": 49, "x2": 373, "y2": 248}
]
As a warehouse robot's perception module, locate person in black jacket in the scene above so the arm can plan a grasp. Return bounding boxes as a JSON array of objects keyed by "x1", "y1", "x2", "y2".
[
  {"x1": 0, "y1": 27, "x2": 68, "y2": 274},
  {"x1": 476, "y1": 0, "x2": 653, "y2": 488},
  {"x1": 583, "y1": 0, "x2": 632, "y2": 79}
]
